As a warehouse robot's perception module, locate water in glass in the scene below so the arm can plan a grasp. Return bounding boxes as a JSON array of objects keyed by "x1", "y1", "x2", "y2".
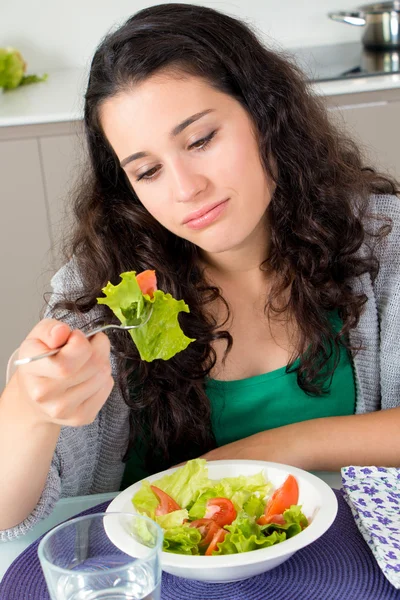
[{"x1": 55, "y1": 560, "x2": 161, "y2": 600}]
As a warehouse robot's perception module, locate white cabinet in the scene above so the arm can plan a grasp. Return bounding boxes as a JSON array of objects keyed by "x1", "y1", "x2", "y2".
[
  {"x1": 0, "y1": 136, "x2": 52, "y2": 389},
  {"x1": 0, "y1": 121, "x2": 85, "y2": 391},
  {"x1": 326, "y1": 88, "x2": 400, "y2": 180},
  {"x1": 39, "y1": 123, "x2": 86, "y2": 269}
]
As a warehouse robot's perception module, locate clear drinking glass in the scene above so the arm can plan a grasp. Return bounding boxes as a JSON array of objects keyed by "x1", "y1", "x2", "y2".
[{"x1": 38, "y1": 512, "x2": 163, "y2": 600}]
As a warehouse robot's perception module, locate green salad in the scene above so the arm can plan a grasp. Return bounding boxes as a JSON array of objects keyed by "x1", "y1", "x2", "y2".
[
  {"x1": 97, "y1": 270, "x2": 195, "y2": 361},
  {"x1": 132, "y1": 459, "x2": 308, "y2": 556}
]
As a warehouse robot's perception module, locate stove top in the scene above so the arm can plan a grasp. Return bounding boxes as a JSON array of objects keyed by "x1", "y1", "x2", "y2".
[{"x1": 288, "y1": 42, "x2": 400, "y2": 82}]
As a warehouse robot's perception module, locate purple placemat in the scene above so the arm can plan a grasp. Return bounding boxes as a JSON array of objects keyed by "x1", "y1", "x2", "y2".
[{"x1": 1, "y1": 490, "x2": 400, "y2": 600}]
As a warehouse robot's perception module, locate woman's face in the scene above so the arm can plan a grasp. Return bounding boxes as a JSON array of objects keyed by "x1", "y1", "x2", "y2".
[{"x1": 100, "y1": 72, "x2": 275, "y2": 257}]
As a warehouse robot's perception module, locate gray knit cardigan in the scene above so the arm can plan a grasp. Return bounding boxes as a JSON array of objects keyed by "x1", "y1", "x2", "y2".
[{"x1": 2, "y1": 194, "x2": 400, "y2": 541}]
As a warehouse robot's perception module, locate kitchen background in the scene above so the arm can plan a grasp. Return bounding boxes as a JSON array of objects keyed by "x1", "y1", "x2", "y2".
[
  {"x1": 1, "y1": 0, "x2": 400, "y2": 389},
  {"x1": 1, "y1": 0, "x2": 363, "y2": 71}
]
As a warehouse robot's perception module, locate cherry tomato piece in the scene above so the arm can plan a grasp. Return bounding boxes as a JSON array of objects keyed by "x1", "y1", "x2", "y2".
[
  {"x1": 189, "y1": 518, "x2": 220, "y2": 549},
  {"x1": 257, "y1": 513, "x2": 286, "y2": 526},
  {"x1": 204, "y1": 497, "x2": 237, "y2": 527},
  {"x1": 205, "y1": 528, "x2": 228, "y2": 556},
  {"x1": 150, "y1": 485, "x2": 181, "y2": 516},
  {"x1": 136, "y1": 270, "x2": 157, "y2": 297},
  {"x1": 264, "y1": 475, "x2": 299, "y2": 518}
]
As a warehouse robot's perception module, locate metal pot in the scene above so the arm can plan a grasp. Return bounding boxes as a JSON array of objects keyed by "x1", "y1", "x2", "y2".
[
  {"x1": 329, "y1": 2, "x2": 400, "y2": 49},
  {"x1": 361, "y1": 47, "x2": 400, "y2": 70}
]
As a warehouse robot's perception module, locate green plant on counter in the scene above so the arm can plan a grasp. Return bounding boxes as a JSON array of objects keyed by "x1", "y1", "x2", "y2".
[{"x1": 0, "y1": 47, "x2": 47, "y2": 90}]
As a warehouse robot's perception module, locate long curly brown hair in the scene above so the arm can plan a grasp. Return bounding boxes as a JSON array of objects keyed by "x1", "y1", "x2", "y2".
[{"x1": 55, "y1": 3, "x2": 398, "y2": 472}]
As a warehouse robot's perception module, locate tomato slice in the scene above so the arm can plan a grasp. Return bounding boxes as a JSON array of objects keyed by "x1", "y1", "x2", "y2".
[
  {"x1": 204, "y1": 497, "x2": 237, "y2": 527},
  {"x1": 189, "y1": 518, "x2": 220, "y2": 549},
  {"x1": 136, "y1": 270, "x2": 157, "y2": 298},
  {"x1": 205, "y1": 528, "x2": 228, "y2": 556},
  {"x1": 257, "y1": 513, "x2": 286, "y2": 526},
  {"x1": 264, "y1": 475, "x2": 299, "y2": 519},
  {"x1": 150, "y1": 485, "x2": 181, "y2": 516}
]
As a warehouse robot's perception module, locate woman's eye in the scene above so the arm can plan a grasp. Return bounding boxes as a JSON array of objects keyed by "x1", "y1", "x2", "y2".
[
  {"x1": 189, "y1": 130, "x2": 217, "y2": 151},
  {"x1": 135, "y1": 130, "x2": 217, "y2": 183},
  {"x1": 136, "y1": 165, "x2": 160, "y2": 182}
]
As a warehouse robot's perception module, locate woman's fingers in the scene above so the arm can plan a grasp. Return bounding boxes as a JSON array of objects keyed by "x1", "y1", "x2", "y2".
[
  {"x1": 40, "y1": 365, "x2": 114, "y2": 424},
  {"x1": 74, "y1": 376, "x2": 116, "y2": 427},
  {"x1": 15, "y1": 318, "x2": 114, "y2": 428},
  {"x1": 21, "y1": 318, "x2": 72, "y2": 358},
  {"x1": 63, "y1": 332, "x2": 112, "y2": 388},
  {"x1": 20, "y1": 323, "x2": 110, "y2": 382}
]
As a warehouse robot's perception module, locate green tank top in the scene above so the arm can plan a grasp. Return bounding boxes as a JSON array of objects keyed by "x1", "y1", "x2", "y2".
[
  {"x1": 121, "y1": 315, "x2": 356, "y2": 489},
  {"x1": 207, "y1": 348, "x2": 355, "y2": 448}
]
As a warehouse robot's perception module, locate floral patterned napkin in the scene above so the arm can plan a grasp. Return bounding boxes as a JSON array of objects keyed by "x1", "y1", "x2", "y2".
[{"x1": 341, "y1": 466, "x2": 400, "y2": 589}]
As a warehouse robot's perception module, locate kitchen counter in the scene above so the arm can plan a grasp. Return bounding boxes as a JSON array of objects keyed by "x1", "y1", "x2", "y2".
[
  {"x1": 315, "y1": 73, "x2": 400, "y2": 96},
  {"x1": 1, "y1": 64, "x2": 400, "y2": 128},
  {"x1": 0, "y1": 68, "x2": 87, "y2": 128}
]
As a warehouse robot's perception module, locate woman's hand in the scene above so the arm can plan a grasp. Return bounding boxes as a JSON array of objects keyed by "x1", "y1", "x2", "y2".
[{"x1": 14, "y1": 318, "x2": 114, "y2": 427}]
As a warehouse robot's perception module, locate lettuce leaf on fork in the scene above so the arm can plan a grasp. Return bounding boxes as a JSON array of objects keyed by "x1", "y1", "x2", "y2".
[{"x1": 97, "y1": 270, "x2": 195, "y2": 361}]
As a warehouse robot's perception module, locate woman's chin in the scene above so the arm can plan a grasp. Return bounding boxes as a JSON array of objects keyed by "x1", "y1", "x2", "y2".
[{"x1": 195, "y1": 237, "x2": 243, "y2": 257}]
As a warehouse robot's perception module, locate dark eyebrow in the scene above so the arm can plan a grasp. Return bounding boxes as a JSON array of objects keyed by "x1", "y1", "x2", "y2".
[
  {"x1": 121, "y1": 151, "x2": 148, "y2": 168},
  {"x1": 171, "y1": 108, "x2": 214, "y2": 137},
  {"x1": 120, "y1": 109, "x2": 215, "y2": 168}
]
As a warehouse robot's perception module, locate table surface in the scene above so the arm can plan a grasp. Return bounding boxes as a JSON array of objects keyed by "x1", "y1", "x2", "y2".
[{"x1": 0, "y1": 471, "x2": 342, "y2": 581}]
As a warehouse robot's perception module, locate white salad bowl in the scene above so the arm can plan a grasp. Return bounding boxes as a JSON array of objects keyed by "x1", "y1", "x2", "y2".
[{"x1": 105, "y1": 460, "x2": 338, "y2": 583}]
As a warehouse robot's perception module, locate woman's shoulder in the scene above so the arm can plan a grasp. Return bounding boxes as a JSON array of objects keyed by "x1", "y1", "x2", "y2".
[
  {"x1": 368, "y1": 193, "x2": 400, "y2": 233},
  {"x1": 364, "y1": 193, "x2": 400, "y2": 312},
  {"x1": 45, "y1": 256, "x2": 105, "y2": 327},
  {"x1": 50, "y1": 255, "x2": 84, "y2": 296},
  {"x1": 363, "y1": 193, "x2": 400, "y2": 261}
]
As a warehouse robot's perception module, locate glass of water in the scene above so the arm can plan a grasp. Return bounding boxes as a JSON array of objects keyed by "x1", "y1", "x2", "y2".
[{"x1": 38, "y1": 512, "x2": 163, "y2": 600}]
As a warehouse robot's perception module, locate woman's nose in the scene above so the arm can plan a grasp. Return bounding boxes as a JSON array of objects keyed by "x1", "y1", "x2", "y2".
[{"x1": 170, "y1": 160, "x2": 208, "y2": 203}]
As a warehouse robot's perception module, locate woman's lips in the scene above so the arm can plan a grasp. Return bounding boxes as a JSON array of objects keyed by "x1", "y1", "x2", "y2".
[{"x1": 183, "y1": 199, "x2": 229, "y2": 230}]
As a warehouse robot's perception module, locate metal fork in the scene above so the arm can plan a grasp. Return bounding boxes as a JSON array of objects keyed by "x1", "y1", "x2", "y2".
[{"x1": 13, "y1": 306, "x2": 153, "y2": 366}]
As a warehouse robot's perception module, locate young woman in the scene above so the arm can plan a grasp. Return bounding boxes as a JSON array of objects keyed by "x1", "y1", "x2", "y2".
[{"x1": 1, "y1": 3, "x2": 399, "y2": 539}]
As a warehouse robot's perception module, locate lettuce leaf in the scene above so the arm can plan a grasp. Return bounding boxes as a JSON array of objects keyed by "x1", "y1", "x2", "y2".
[
  {"x1": 97, "y1": 271, "x2": 195, "y2": 361},
  {"x1": 187, "y1": 471, "x2": 270, "y2": 518},
  {"x1": 216, "y1": 472, "x2": 271, "y2": 511},
  {"x1": 283, "y1": 505, "x2": 309, "y2": 528},
  {"x1": 162, "y1": 525, "x2": 202, "y2": 555},
  {"x1": 213, "y1": 512, "x2": 286, "y2": 555},
  {"x1": 188, "y1": 489, "x2": 220, "y2": 520},
  {"x1": 131, "y1": 481, "x2": 159, "y2": 520},
  {"x1": 219, "y1": 472, "x2": 272, "y2": 497},
  {"x1": 155, "y1": 509, "x2": 188, "y2": 529},
  {"x1": 242, "y1": 494, "x2": 266, "y2": 519},
  {"x1": 260, "y1": 505, "x2": 309, "y2": 539},
  {"x1": 132, "y1": 459, "x2": 210, "y2": 512},
  {"x1": 131, "y1": 289, "x2": 195, "y2": 361},
  {"x1": 131, "y1": 516, "x2": 157, "y2": 547}
]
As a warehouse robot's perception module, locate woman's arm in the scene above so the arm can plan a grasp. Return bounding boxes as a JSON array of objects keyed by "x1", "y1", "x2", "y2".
[
  {"x1": 201, "y1": 407, "x2": 400, "y2": 469},
  {"x1": 0, "y1": 372, "x2": 61, "y2": 531},
  {"x1": 0, "y1": 319, "x2": 113, "y2": 533}
]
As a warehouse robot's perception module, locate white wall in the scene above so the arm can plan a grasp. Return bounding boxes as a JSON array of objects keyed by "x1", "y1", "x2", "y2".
[{"x1": 2, "y1": 0, "x2": 362, "y2": 71}]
